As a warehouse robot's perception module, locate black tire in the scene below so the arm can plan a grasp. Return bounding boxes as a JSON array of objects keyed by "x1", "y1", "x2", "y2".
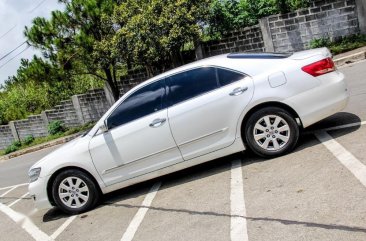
[
  {"x1": 52, "y1": 169, "x2": 100, "y2": 214},
  {"x1": 244, "y1": 107, "x2": 299, "y2": 158}
]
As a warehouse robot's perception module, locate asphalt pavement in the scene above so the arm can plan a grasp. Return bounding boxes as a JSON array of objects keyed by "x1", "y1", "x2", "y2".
[{"x1": 0, "y1": 60, "x2": 365, "y2": 241}]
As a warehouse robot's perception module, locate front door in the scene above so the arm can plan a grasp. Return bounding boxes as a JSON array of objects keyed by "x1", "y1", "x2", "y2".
[{"x1": 89, "y1": 79, "x2": 183, "y2": 186}]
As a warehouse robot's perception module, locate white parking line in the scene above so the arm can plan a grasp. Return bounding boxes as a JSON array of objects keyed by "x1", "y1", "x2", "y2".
[
  {"x1": 315, "y1": 131, "x2": 366, "y2": 187},
  {"x1": 120, "y1": 182, "x2": 161, "y2": 241},
  {"x1": 230, "y1": 159, "x2": 249, "y2": 241},
  {"x1": 0, "y1": 202, "x2": 52, "y2": 241},
  {"x1": 0, "y1": 186, "x2": 17, "y2": 198},
  {"x1": 8, "y1": 192, "x2": 29, "y2": 208},
  {"x1": 50, "y1": 215, "x2": 77, "y2": 239},
  {"x1": 0, "y1": 183, "x2": 28, "y2": 191}
]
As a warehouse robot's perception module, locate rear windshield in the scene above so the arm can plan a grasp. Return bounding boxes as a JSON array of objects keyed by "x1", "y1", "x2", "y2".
[{"x1": 227, "y1": 52, "x2": 293, "y2": 59}]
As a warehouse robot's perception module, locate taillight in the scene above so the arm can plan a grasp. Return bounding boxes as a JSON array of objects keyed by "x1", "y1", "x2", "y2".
[{"x1": 301, "y1": 57, "x2": 336, "y2": 77}]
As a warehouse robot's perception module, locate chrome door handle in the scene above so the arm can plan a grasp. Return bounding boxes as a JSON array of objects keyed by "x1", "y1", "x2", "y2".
[
  {"x1": 229, "y1": 87, "x2": 248, "y2": 96},
  {"x1": 149, "y1": 118, "x2": 166, "y2": 128}
]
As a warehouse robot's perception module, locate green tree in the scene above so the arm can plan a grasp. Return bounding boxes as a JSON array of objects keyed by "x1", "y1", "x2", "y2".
[
  {"x1": 25, "y1": 0, "x2": 121, "y2": 101},
  {"x1": 206, "y1": 0, "x2": 310, "y2": 36},
  {"x1": 113, "y1": 0, "x2": 210, "y2": 76}
]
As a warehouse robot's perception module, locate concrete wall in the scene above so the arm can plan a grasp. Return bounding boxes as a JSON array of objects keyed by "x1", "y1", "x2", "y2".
[
  {"x1": 201, "y1": 25, "x2": 265, "y2": 57},
  {"x1": 265, "y1": 0, "x2": 359, "y2": 52},
  {"x1": 13, "y1": 115, "x2": 48, "y2": 141},
  {"x1": 0, "y1": 88, "x2": 113, "y2": 150},
  {"x1": 201, "y1": 0, "x2": 362, "y2": 55},
  {"x1": 76, "y1": 89, "x2": 112, "y2": 123},
  {"x1": 0, "y1": 125, "x2": 15, "y2": 150},
  {"x1": 43, "y1": 100, "x2": 80, "y2": 128}
]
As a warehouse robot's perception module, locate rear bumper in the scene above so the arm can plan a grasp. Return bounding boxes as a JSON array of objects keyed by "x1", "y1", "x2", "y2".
[
  {"x1": 28, "y1": 175, "x2": 53, "y2": 210},
  {"x1": 283, "y1": 71, "x2": 349, "y2": 128}
]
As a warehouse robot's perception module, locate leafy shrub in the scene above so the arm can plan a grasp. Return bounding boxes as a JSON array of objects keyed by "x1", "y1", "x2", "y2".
[
  {"x1": 4, "y1": 140, "x2": 22, "y2": 154},
  {"x1": 48, "y1": 121, "x2": 66, "y2": 135},
  {"x1": 310, "y1": 34, "x2": 366, "y2": 55},
  {"x1": 23, "y1": 135, "x2": 35, "y2": 145},
  {"x1": 310, "y1": 37, "x2": 331, "y2": 49}
]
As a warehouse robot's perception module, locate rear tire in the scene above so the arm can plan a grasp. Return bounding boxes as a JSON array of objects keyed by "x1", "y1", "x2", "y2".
[
  {"x1": 244, "y1": 107, "x2": 299, "y2": 158},
  {"x1": 52, "y1": 169, "x2": 100, "y2": 214}
]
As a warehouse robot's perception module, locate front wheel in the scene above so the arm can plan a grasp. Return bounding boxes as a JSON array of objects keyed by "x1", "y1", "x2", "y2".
[
  {"x1": 244, "y1": 107, "x2": 299, "y2": 158},
  {"x1": 52, "y1": 169, "x2": 100, "y2": 214}
]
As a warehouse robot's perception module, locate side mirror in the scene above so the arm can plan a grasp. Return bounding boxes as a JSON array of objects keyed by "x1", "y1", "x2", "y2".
[{"x1": 99, "y1": 123, "x2": 108, "y2": 133}]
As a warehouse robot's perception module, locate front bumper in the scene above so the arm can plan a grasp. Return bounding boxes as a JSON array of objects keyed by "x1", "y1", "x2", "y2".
[
  {"x1": 28, "y1": 175, "x2": 53, "y2": 210},
  {"x1": 284, "y1": 71, "x2": 349, "y2": 128}
]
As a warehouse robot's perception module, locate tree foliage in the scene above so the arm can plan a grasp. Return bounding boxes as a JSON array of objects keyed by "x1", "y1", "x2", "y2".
[
  {"x1": 25, "y1": 0, "x2": 121, "y2": 100},
  {"x1": 207, "y1": 0, "x2": 311, "y2": 36},
  {"x1": 113, "y1": 0, "x2": 210, "y2": 76},
  {"x1": 0, "y1": 56, "x2": 101, "y2": 124}
]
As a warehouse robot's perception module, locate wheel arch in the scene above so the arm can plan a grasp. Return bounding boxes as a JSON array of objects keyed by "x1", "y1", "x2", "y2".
[
  {"x1": 46, "y1": 166, "x2": 102, "y2": 206},
  {"x1": 240, "y1": 101, "x2": 302, "y2": 140}
]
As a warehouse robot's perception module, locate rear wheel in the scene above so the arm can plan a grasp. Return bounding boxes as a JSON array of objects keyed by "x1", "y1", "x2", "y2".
[
  {"x1": 244, "y1": 107, "x2": 299, "y2": 157},
  {"x1": 52, "y1": 169, "x2": 100, "y2": 214}
]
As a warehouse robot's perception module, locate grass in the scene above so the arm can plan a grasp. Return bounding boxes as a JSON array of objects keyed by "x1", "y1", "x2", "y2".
[
  {"x1": 310, "y1": 34, "x2": 366, "y2": 55},
  {"x1": 0, "y1": 122, "x2": 95, "y2": 156}
]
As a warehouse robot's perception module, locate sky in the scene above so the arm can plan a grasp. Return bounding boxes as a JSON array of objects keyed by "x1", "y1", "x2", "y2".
[{"x1": 0, "y1": 0, "x2": 63, "y2": 84}]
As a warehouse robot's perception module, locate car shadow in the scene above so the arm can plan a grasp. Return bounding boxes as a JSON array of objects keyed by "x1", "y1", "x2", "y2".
[
  {"x1": 305, "y1": 111, "x2": 362, "y2": 132},
  {"x1": 43, "y1": 112, "x2": 363, "y2": 230}
]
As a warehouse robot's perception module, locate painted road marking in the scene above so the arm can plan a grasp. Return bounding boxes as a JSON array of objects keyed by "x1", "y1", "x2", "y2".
[
  {"x1": 8, "y1": 192, "x2": 29, "y2": 208},
  {"x1": 120, "y1": 182, "x2": 161, "y2": 241},
  {"x1": 230, "y1": 159, "x2": 249, "y2": 241},
  {"x1": 0, "y1": 202, "x2": 52, "y2": 241},
  {"x1": 315, "y1": 131, "x2": 366, "y2": 187},
  {"x1": 0, "y1": 183, "x2": 28, "y2": 191},
  {"x1": 50, "y1": 215, "x2": 77, "y2": 239},
  {"x1": 0, "y1": 186, "x2": 17, "y2": 198}
]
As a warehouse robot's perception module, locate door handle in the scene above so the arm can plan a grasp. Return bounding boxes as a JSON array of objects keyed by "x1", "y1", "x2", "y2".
[
  {"x1": 229, "y1": 87, "x2": 248, "y2": 96},
  {"x1": 149, "y1": 118, "x2": 167, "y2": 128}
]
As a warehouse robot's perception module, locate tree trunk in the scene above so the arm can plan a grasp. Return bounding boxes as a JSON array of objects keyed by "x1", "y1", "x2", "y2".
[{"x1": 104, "y1": 68, "x2": 120, "y2": 101}]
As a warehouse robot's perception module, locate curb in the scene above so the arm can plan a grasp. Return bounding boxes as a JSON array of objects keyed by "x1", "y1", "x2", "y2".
[
  {"x1": 334, "y1": 51, "x2": 366, "y2": 67},
  {"x1": 0, "y1": 133, "x2": 81, "y2": 162}
]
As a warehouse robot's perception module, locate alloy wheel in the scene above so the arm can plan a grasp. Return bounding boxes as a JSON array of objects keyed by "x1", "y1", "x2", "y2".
[
  {"x1": 253, "y1": 115, "x2": 291, "y2": 151},
  {"x1": 58, "y1": 176, "x2": 90, "y2": 209}
]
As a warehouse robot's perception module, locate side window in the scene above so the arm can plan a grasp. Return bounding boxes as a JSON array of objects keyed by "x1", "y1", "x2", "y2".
[
  {"x1": 217, "y1": 68, "x2": 245, "y2": 87},
  {"x1": 167, "y1": 67, "x2": 218, "y2": 106},
  {"x1": 107, "y1": 80, "x2": 166, "y2": 129}
]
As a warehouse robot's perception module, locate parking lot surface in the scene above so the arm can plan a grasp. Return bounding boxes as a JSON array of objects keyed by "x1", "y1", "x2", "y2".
[{"x1": 0, "y1": 60, "x2": 365, "y2": 241}]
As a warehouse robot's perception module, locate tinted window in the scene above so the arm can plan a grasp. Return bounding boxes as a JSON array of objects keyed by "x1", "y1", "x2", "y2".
[
  {"x1": 107, "y1": 80, "x2": 165, "y2": 129},
  {"x1": 217, "y1": 68, "x2": 245, "y2": 86},
  {"x1": 167, "y1": 67, "x2": 218, "y2": 106}
]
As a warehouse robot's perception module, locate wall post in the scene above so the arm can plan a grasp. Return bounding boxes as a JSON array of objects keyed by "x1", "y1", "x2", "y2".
[
  {"x1": 41, "y1": 111, "x2": 49, "y2": 127},
  {"x1": 71, "y1": 95, "x2": 86, "y2": 125},
  {"x1": 259, "y1": 17, "x2": 275, "y2": 52},
  {"x1": 103, "y1": 84, "x2": 116, "y2": 107},
  {"x1": 8, "y1": 121, "x2": 20, "y2": 142},
  {"x1": 356, "y1": 0, "x2": 366, "y2": 34},
  {"x1": 195, "y1": 43, "x2": 205, "y2": 60}
]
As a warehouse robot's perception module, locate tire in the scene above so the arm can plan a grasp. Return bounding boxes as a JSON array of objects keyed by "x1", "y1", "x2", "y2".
[
  {"x1": 244, "y1": 107, "x2": 299, "y2": 158},
  {"x1": 52, "y1": 169, "x2": 100, "y2": 214}
]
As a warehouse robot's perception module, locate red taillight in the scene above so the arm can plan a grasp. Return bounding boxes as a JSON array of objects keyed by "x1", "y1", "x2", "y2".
[{"x1": 301, "y1": 58, "x2": 336, "y2": 77}]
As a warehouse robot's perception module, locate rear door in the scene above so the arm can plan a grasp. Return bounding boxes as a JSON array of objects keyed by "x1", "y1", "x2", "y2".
[{"x1": 167, "y1": 66, "x2": 254, "y2": 160}]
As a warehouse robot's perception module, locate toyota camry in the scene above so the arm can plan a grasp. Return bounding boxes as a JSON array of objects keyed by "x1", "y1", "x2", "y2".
[{"x1": 28, "y1": 47, "x2": 349, "y2": 214}]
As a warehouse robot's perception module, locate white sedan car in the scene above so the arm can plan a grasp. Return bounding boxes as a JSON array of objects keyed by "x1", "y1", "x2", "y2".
[{"x1": 28, "y1": 48, "x2": 349, "y2": 214}]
